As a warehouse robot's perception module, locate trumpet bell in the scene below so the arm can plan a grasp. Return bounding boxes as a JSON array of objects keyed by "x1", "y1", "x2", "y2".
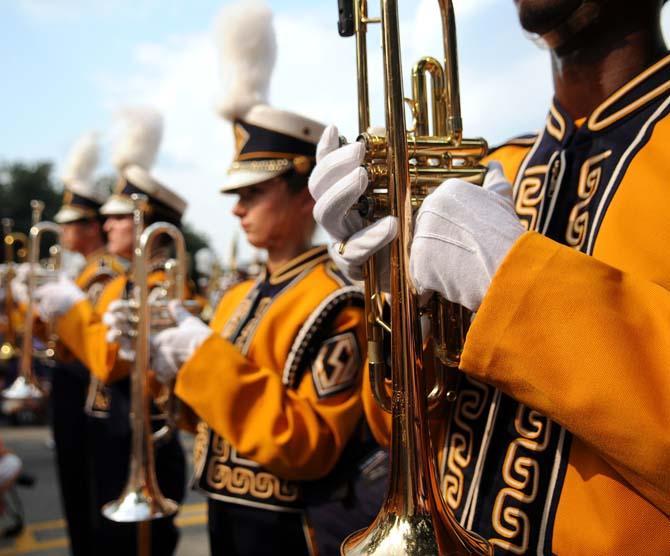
[
  {"x1": 2, "y1": 375, "x2": 45, "y2": 401},
  {"x1": 343, "y1": 513, "x2": 441, "y2": 555},
  {"x1": 102, "y1": 486, "x2": 178, "y2": 523},
  {"x1": 342, "y1": 496, "x2": 490, "y2": 555}
]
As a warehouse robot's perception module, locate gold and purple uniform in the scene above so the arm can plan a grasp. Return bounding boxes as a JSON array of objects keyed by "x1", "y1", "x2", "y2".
[
  {"x1": 365, "y1": 54, "x2": 670, "y2": 554},
  {"x1": 175, "y1": 246, "x2": 382, "y2": 554},
  {"x1": 50, "y1": 250, "x2": 125, "y2": 556},
  {"x1": 54, "y1": 264, "x2": 186, "y2": 556}
]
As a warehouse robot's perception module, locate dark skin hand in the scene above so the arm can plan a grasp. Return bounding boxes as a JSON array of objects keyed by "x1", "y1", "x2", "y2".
[{"x1": 514, "y1": 0, "x2": 668, "y2": 120}]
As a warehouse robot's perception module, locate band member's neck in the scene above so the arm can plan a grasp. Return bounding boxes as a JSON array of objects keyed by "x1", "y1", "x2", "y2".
[
  {"x1": 550, "y1": 14, "x2": 667, "y2": 120},
  {"x1": 266, "y1": 241, "x2": 312, "y2": 275},
  {"x1": 78, "y1": 236, "x2": 106, "y2": 258}
]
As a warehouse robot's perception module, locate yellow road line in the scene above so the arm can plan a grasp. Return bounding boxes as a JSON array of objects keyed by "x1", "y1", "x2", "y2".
[
  {"x1": 0, "y1": 502, "x2": 207, "y2": 555},
  {"x1": 0, "y1": 537, "x2": 68, "y2": 555},
  {"x1": 22, "y1": 519, "x2": 65, "y2": 531}
]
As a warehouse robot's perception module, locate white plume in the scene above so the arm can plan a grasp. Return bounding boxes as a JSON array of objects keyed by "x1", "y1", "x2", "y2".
[
  {"x1": 111, "y1": 106, "x2": 164, "y2": 171},
  {"x1": 61, "y1": 132, "x2": 99, "y2": 185},
  {"x1": 215, "y1": 0, "x2": 277, "y2": 121}
]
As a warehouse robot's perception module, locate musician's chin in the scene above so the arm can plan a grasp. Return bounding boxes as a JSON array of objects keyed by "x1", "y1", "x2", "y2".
[
  {"x1": 243, "y1": 231, "x2": 263, "y2": 249},
  {"x1": 514, "y1": 0, "x2": 584, "y2": 35}
]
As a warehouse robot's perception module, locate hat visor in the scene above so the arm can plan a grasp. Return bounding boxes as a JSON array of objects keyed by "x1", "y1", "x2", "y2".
[
  {"x1": 100, "y1": 195, "x2": 134, "y2": 216},
  {"x1": 54, "y1": 206, "x2": 91, "y2": 224},
  {"x1": 220, "y1": 168, "x2": 286, "y2": 194}
]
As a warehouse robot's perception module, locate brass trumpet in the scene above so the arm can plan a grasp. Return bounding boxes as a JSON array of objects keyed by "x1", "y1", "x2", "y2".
[
  {"x1": 2, "y1": 201, "x2": 63, "y2": 403},
  {"x1": 1, "y1": 218, "x2": 28, "y2": 361},
  {"x1": 102, "y1": 194, "x2": 186, "y2": 523},
  {"x1": 337, "y1": 1, "x2": 491, "y2": 554}
]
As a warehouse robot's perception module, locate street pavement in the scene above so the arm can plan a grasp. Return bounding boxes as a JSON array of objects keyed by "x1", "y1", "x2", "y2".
[{"x1": 0, "y1": 426, "x2": 209, "y2": 556}]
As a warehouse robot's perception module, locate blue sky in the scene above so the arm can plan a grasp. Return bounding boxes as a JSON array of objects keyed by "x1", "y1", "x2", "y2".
[
  {"x1": 1, "y1": 1, "x2": 235, "y2": 161},
  {"x1": 2, "y1": 1, "x2": 669, "y2": 260}
]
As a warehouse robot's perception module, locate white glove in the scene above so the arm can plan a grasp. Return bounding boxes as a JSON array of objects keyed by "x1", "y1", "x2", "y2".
[
  {"x1": 34, "y1": 275, "x2": 86, "y2": 321},
  {"x1": 103, "y1": 299, "x2": 137, "y2": 361},
  {"x1": 410, "y1": 161, "x2": 525, "y2": 312},
  {"x1": 309, "y1": 125, "x2": 397, "y2": 286},
  {"x1": 150, "y1": 300, "x2": 211, "y2": 385},
  {"x1": 10, "y1": 263, "x2": 35, "y2": 306}
]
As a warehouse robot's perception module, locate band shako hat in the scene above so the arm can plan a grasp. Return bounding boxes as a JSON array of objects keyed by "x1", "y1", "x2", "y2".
[
  {"x1": 55, "y1": 132, "x2": 107, "y2": 224},
  {"x1": 101, "y1": 106, "x2": 187, "y2": 222},
  {"x1": 216, "y1": 1, "x2": 325, "y2": 193}
]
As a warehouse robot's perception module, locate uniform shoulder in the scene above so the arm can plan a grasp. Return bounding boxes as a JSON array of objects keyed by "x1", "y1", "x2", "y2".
[
  {"x1": 77, "y1": 253, "x2": 126, "y2": 289},
  {"x1": 487, "y1": 133, "x2": 538, "y2": 156},
  {"x1": 316, "y1": 258, "x2": 362, "y2": 291},
  {"x1": 484, "y1": 133, "x2": 539, "y2": 182},
  {"x1": 226, "y1": 278, "x2": 256, "y2": 297},
  {"x1": 92, "y1": 254, "x2": 127, "y2": 278},
  {"x1": 216, "y1": 278, "x2": 256, "y2": 308},
  {"x1": 100, "y1": 253, "x2": 127, "y2": 272}
]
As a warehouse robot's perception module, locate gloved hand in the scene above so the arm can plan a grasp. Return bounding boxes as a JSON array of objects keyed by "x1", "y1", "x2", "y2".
[
  {"x1": 34, "y1": 275, "x2": 86, "y2": 321},
  {"x1": 10, "y1": 263, "x2": 35, "y2": 306},
  {"x1": 103, "y1": 299, "x2": 137, "y2": 361},
  {"x1": 150, "y1": 300, "x2": 211, "y2": 385},
  {"x1": 409, "y1": 161, "x2": 525, "y2": 312},
  {"x1": 309, "y1": 124, "x2": 397, "y2": 286}
]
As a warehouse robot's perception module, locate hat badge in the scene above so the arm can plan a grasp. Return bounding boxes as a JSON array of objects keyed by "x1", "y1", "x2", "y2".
[{"x1": 233, "y1": 123, "x2": 250, "y2": 160}]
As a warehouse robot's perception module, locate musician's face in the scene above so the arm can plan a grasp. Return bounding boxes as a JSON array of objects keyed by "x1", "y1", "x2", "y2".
[
  {"x1": 61, "y1": 221, "x2": 86, "y2": 252},
  {"x1": 103, "y1": 214, "x2": 134, "y2": 259},
  {"x1": 514, "y1": 0, "x2": 662, "y2": 39},
  {"x1": 232, "y1": 178, "x2": 315, "y2": 251},
  {"x1": 62, "y1": 220, "x2": 102, "y2": 254},
  {"x1": 513, "y1": 0, "x2": 592, "y2": 34}
]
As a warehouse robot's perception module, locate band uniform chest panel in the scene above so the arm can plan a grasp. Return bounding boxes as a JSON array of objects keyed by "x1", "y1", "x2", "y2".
[
  {"x1": 71, "y1": 252, "x2": 127, "y2": 418},
  {"x1": 446, "y1": 55, "x2": 670, "y2": 554},
  {"x1": 192, "y1": 247, "x2": 364, "y2": 513}
]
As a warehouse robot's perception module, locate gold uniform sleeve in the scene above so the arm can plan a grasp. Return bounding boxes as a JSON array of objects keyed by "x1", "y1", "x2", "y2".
[
  {"x1": 461, "y1": 231, "x2": 670, "y2": 515},
  {"x1": 56, "y1": 272, "x2": 177, "y2": 384},
  {"x1": 175, "y1": 305, "x2": 366, "y2": 482},
  {"x1": 56, "y1": 276, "x2": 127, "y2": 383}
]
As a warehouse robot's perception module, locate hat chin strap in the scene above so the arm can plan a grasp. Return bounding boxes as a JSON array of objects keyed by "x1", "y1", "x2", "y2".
[{"x1": 526, "y1": 0, "x2": 605, "y2": 50}]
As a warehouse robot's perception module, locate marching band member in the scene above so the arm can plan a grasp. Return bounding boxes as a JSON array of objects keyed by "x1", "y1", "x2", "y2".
[
  {"x1": 309, "y1": 0, "x2": 670, "y2": 553},
  {"x1": 49, "y1": 131, "x2": 126, "y2": 556},
  {"x1": 35, "y1": 107, "x2": 187, "y2": 556},
  {"x1": 134, "y1": 3, "x2": 386, "y2": 554}
]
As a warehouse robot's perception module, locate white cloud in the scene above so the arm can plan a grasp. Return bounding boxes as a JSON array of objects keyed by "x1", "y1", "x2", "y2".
[
  {"x1": 96, "y1": 30, "x2": 239, "y2": 260},
  {"x1": 93, "y1": 1, "x2": 551, "y2": 262},
  {"x1": 95, "y1": 5, "x2": 362, "y2": 262}
]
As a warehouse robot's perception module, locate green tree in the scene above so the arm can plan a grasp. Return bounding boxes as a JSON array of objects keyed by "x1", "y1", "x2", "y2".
[
  {"x1": 0, "y1": 162, "x2": 62, "y2": 232},
  {"x1": 0, "y1": 162, "x2": 62, "y2": 260},
  {"x1": 182, "y1": 223, "x2": 209, "y2": 256},
  {"x1": 0, "y1": 161, "x2": 211, "y2": 268}
]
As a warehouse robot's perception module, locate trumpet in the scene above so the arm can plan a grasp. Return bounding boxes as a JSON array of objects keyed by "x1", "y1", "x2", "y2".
[
  {"x1": 337, "y1": 1, "x2": 491, "y2": 554},
  {"x1": 2, "y1": 201, "x2": 63, "y2": 403},
  {"x1": 1, "y1": 218, "x2": 28, "y2": 361},
  {"x1": 102, "y1": 194, "x2": 186, "y2": 523}
]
